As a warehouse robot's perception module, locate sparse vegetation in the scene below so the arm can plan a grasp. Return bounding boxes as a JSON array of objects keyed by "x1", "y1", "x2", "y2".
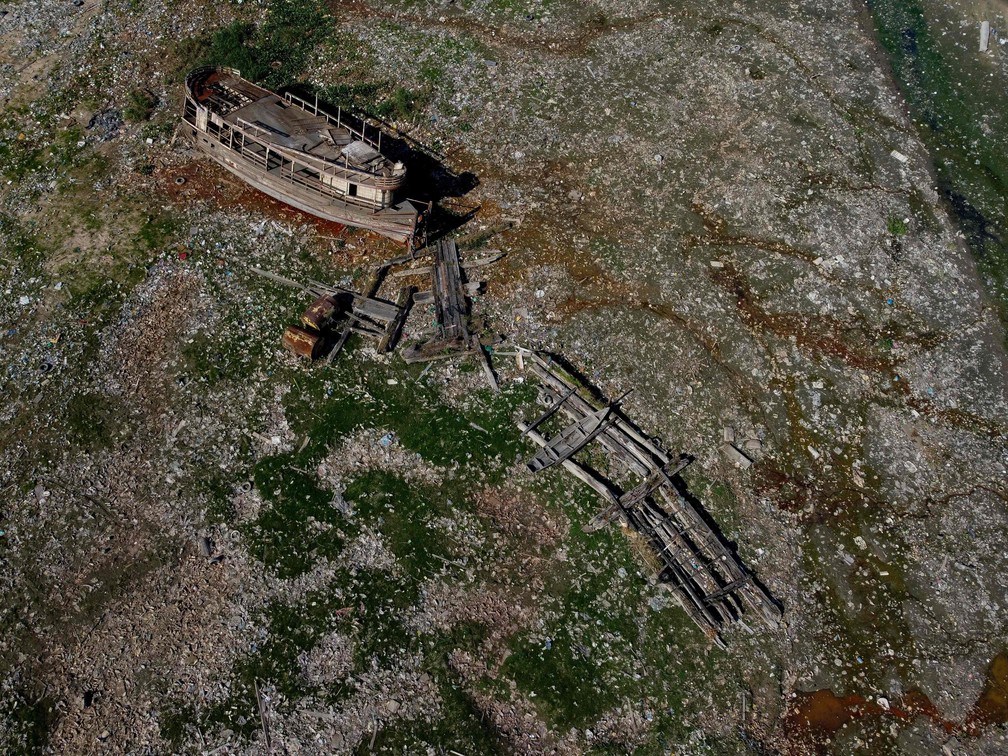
[
  {"x1": 886, "y1": 213, "x2": 908, "y2": 237},
  {"x1": 123, "y1": 88, "x2": 156, "y2": 122}
]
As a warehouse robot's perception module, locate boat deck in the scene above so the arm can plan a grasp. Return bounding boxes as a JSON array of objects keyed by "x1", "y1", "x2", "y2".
[{"x1": 189, "y1": 68, "x2": 397, "y2": 178}]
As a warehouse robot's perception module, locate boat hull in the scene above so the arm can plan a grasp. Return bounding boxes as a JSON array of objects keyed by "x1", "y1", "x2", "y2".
[{"x1": 191, "y1": 130, "x2": 421, "y2": 243}]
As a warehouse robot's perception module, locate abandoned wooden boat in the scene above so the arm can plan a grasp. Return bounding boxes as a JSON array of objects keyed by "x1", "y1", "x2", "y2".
[
  {"x1": 527, "y1": 404, "x2": 614, "y2": 472},
  {"x1": 181, "y1": 67, "x2": 426, "y2": 245}
]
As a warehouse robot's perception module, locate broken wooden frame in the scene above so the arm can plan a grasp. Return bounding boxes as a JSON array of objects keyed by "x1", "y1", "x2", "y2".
[
  {"x1": 250, "y1": 266, "x2": 411, "y2": 362},
  {"x1": 399, "y1": 238, "x2": 500, "y2": 391},
  {"x1": 517, "y1": 350, "x2": 781, "y2": 647}
]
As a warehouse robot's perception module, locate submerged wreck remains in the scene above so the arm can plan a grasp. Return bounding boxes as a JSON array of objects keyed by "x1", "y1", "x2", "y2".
[{"x1": 182, "y1": 67, "x2": 426, "y2": 245}]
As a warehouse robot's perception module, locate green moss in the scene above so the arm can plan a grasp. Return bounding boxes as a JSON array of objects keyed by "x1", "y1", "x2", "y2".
[
  {"x1": 123, "y1": 88, "x2": 156, "y2": 123},
  {"x1": 65, "y1": 392, "x2": 121, "y2": 450},
  {"x1": 868, "y1": 0, "x2": 1008, "y2": 326},
  {"x1": 0, "y1": 691, "x2": 54, "y2": 754},
  {"x1": 180, "y1": 331, "x2": 252, "y2": 388},
  {"x1": 0, "y1": 213, "x2": 45, "y2": 273},
  {"x1": 886, "y1": 213, "x2": 908, "y2": 237},
  {"x1": 184, "y1": 0, "x2": 337, "y2": 89},
  {"x1": 282, "y1": 359, "x2": 533, "y2": 474},
  {"x1": 244, "y1": 455, "x2": 345, "y2": 578},
  {"x1": 370, "y1": 671, "x2": 504, "y2": 754},
  {"x1": 344, "y1": 471, "x2": 456, "y2": 576},
  {"x1": 137, "y1": 211, "x2": 181, "y2": 250}
]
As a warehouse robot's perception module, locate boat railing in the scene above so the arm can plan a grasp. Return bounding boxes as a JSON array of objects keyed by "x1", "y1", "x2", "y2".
[
  {"x1": 203, "y1": 120, "x2": 406, "y2": 208},
  {"x1": 282, "y1": 91, "x2": 386, "y2": 152},
  {"x1": 234, "y1": 116, "x2": 271, "y2": 139},
  {"x1": 184, "y1": 65, "x2": 242, "y2": 97},
  {"x1": 228, "y1": 118, "x2": 403, "y2": 191}
]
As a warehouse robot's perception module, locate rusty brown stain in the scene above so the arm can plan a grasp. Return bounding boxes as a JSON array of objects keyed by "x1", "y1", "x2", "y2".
[
  {"x1": 686, "y1": 201, "x2": 819, "y2": 263},
  {"x1": 785, "y1": 652, "x2": 1008, "y2": 750},
  {"x1": 159, "y1": 161, "x2": 351, "y2": 241},
  {"x1": 708, "y1": 263, "x2": 893, "y2": 373},
  {"x1": 962, "y1": 652, "x2": 1008, "y2": 734}
]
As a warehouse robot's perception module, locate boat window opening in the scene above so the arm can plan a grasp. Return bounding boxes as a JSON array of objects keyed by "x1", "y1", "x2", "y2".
[{"x1": 348, "y1": 184, "x2": 358, "y2": 197}]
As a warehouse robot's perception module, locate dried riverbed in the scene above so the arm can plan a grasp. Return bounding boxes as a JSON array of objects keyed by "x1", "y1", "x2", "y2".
[{"x1": 1, "y1": 0, "x2": 1006, "y2": 753}]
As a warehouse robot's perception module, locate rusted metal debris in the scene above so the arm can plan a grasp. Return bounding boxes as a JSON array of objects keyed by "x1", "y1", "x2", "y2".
[
  {"x1": 282, "y1": 325, "x2": 325, "y2": 360},
  {"x1": 517, "y1": 350, "x2": 782, "y2": 647},
  {"x1": 251, "y1": 266, "x2": 411, "y2": 362},
  {"x1": 182, "y1": 67, "x2": 429, "y2": 246},
  {"x1": 300, "y1": 294, "x2": 341, "y2": 331}
]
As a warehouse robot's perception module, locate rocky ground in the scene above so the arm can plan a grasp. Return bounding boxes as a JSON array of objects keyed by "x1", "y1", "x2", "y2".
[{"x1": 1, "y1": 0, "x2": 1006, "y2": 754}]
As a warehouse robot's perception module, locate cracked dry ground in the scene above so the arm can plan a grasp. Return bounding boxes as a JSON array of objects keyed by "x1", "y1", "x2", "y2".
[{"x1": 1, "y1": 0, "x2": 1007, "y2": 754}]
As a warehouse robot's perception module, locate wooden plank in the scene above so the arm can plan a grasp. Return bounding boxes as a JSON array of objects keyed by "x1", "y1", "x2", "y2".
[
  {"x1": 460, "y1": 250, "x2": 505, "y2": 269},
  {"x1": 518, "y1": 422, "x2": 620, "y2": 506},
  {"x1": 527, "y1": 406, "x2": 613, "y2": 472},
  {"x1": 324, "y1": 323, "x2": 354, "y2": 365},
  {"x1": 471, "y1": 338, "x2": 499, "y2": 393},
  {"x1": 350, "y1": 297, "x2": 400, "y2": 324},
  {"x1": 389, "y1": 266, "x2": 433, "y2": 278},
  {"x1": 249, "y1": 265, "x2": 311, "y2": 292},
  {"x1": 619, "y1": 458, "x2": 693, "y2": 510},
  {"x1": 586, "y1": 457, "x2": 693, "y2": 532},
  {"x1": 377, "y1": 286, "x2": 413, "y2": 354},
  {"x1": 524, "y1": 386, "x2": 576, "y2": 434},
  {"x1": 519, "y1": 348, "x2": 782, "y2": 636},
  {"x1": 432, "y1": 238, "x2": 469, "y2": 341},
  {"x1": 527, "y1": 355, "x2": 664, "y2": 475}
]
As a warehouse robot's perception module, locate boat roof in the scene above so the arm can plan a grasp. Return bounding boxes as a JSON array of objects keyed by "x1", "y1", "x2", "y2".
[{"x1": 187, "y1": 68, "x2": 398, "y2": 175}]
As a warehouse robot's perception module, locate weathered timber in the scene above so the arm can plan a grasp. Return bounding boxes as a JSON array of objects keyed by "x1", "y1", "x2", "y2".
[
  {"x1": 249, "y1": 266, "x2": 408, "y2": 359},
  {"x1": 400, "y1": 340, "x2": 473, "y2": 364},
  {"x1": 406, "y1": 237, "x2": 488, "y2": 362},
  {"x1": 377, "y1": 286, "x2": 413, "y2": 354},
  {"x1": 324, "y1": 326, "x2": 353, "y2": 365},
  {"x1": 433, "y1": 238, "x2": 469, "y2": 342},
  {"x1": 518, "y1": 422, "x2": 621, "y2": 506},
  {"x1": 460, "y1": 250, "x2": 505, "y2": 269},
  {"x1": 471, "y1": 338, "x2": 500, "y2": 392},
  {"x1": 389, "y1": 266, "x2": 433, "y2": 278},
  {"x1": 585, "y1": 457, "x2": 693, "y2": 533},
  {"x1": 527, "y1": 405, "x2": 614, "y2": 472},
  {"x1": 517, "y1": 349, "x2": 782, "y2": 644},
  {"x1": 523, "y1": 386, "x2": 576, "y2": 434}
]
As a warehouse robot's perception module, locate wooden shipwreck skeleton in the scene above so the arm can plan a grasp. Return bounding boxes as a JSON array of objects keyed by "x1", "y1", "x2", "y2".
[
  {"x1": 181, "y1": 67, "x2": 428, "y2": 246},
  {"x1": 518, "y1": 351, "x2": 781, "y2": 647}
]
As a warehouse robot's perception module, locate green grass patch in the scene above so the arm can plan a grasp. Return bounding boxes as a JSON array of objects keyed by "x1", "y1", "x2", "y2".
[
  {"x1": 283, "y1": 358, "x2": 533, "y2": 473},
  {"x1": 137, "y1": 211, "x2": 181, "y2": 251},
  {"x1": 182, "y1": 0, "x2": 335, "y2": 89},
  {"x1": 124, "y1": 88, "x2": 156, "y2": 123},
  {"x1": 0, "y1": 213, "x2": 46, "y2": 273},
  {"x1": 245, "y1": 455, "x2": 345, "y2": 577},
  {"x1": 344, "y1": 471, "x2": 456, "y2": 576},
  {"x1": 0, "y1": 691, "x2": 54, "y2": 755},
  {"x1": 886, "y1": 213, "x2": 908, "y2": 237}
]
